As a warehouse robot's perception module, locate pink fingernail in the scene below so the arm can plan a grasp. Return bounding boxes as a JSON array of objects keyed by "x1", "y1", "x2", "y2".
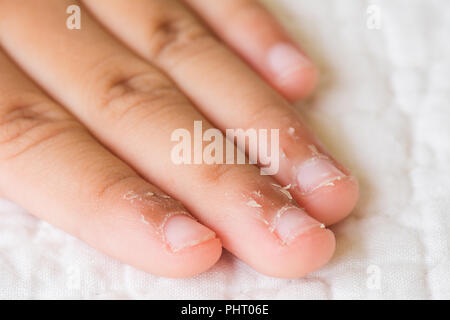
[
  {"x1": 274, "y1": 207, "x2": 323, "y2": 244},
  {"x1": 267, "y1": 43, "x2": 313, "y2": 80},
  {"x1": 164, "y1": 215, "x2": 216, "y2": 252},
  {"x1": 297, "y1": 158, "x2": 346, "y2": 194}
]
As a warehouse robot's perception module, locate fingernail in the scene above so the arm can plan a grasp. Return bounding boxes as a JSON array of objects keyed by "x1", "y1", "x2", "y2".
[
  {"x1": 164, "y1": 215, "x2": 216, "y2": 252},
  {"x1": 267, "y1": 43, "x2": 313, "y2": 80},
  {"x1": 297, "y1": 158, "x2": 346, "y2": 194},
  {"x1": 274, "y1": 207, "x2": 323, "y2": 244}
]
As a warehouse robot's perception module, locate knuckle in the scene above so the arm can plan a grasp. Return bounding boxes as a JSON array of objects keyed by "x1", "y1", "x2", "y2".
[
  {"x1": 96, "y1": 71, "x2": 188, "y2": 123},
  {"x1": 244, "y1": 103, "x2": 283, "y2": 129},
  {"x1": 147, "y1": 14, "x2": 216, "y2": 62},
  {"x1": 93, "y1": 174, "x2": 139, "y2": 202},
  {"x1": 199, "y1": 164, "x2": 237, "y2": 187},
  {"x1": 226, "y1": 0, "x2": 262, "y2": 23},
  {"x1": 0, "y1": 100, "x2": 80, "y2": 160},
  {"x1": 74, "y1": 173, "x2": 141, "y2": 239}
]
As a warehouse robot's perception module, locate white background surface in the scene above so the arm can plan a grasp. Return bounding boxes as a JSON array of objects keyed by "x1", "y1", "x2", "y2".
[{"x1": 1, "y1": 0, "x2": 449, "y2": 299}]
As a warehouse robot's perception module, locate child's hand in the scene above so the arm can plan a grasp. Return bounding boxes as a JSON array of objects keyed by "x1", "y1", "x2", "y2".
[{"x1": 0, "y1": 0, "x2": 358, "y2": 278}]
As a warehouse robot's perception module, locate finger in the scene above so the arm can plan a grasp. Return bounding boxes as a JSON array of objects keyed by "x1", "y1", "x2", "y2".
[
  {"x1": 182, "y1": 0, "x2": 319, "y2": 101},
  {"x1": 0, "y1": 0, "x2": 335, "y2": 277},
  {"x1": 82, "y1": 0, "x2": 359, "y2": 225},
  {"x1": 0, "y1": 48, "x2": 221, "y2": 278}
]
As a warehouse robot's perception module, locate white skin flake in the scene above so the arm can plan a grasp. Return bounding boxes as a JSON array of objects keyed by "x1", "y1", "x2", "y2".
[
  {"x1": 124, "y1": 190, "x2": 168, "y2": 204},
  {"x1": 123, "y1": 190, "x2": 140, "y2": 201},
  {"x1": 279, "y1": 188, "x2": 293, "y2": 200},
  {"x1": 269, "y1": 205, "x2": 294, "y2": 233},
  {"x1": 308, "y1": 144, "x2": 319, "y2": 155},
  {"x1": 288, "y1": 127, "x2": 295, "y2": 135},
  {"x1": 246, "y1": 200, "x2": 262, "y2": 208},
  {"x1": 251, "y1": 190, "x2": 262, "y2": 197},
  {"x1": 304, "y1": 176, "x2": 343, "y2": 195},
  {"x1": 271, "y1": 183, "x2": 293, "y2": 200},
  {"x1": 308, "y1": 144, "x2": 329, "y2": 160},
  {"x1": 271, "y1": 183, "x2": 282, "y2": 188},
  {"x1": 141, "y1": 215, "x2": 150, "y2": 225}
]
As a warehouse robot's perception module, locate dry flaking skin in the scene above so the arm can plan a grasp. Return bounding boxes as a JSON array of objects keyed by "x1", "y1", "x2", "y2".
[
  {"x1": 271, "y1": 183, "x2": 293, "y2": 200},
  {"x1": 307, "y1": 144, "x2": 328, "y2": 159},
  {"x1": 246, "y1": 199, "x2": 262, "y2": 208},
  {"x1": 288, "y1": 127, "x2": 296, "y2": 136},
  {"x1": 289, "y1": 144, "x2": 349, "y2": 196},
  {"x1": 240, "y1": 180, "x2": 319, "y2": 243},
  {"x1": 121, "y1": 189, "x2": 194, "y2": 244}
]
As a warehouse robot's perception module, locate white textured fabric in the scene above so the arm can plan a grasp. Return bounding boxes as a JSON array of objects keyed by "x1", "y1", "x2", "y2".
[{"x1": 1, "y1": 0, "x2": 449, "y2": 299}]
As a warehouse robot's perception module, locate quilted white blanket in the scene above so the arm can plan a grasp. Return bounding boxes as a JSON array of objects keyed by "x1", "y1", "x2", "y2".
[{"x1": 1, "y1": 0, "x2": 449, "y2": 299}]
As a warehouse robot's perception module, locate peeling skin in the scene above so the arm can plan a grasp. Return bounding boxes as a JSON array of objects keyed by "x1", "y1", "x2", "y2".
[
  {"x1": 286, "y1": 126, "x2": 302, "y2": 141},
  {"x1": 270, "y1": 205, "x2": 323, "y2": 245},
  {"x1": 279, "y1": 188, "x2": 293, "y2": 200},
  {"x1": 123, "y1": 190, "x2": 140, "y2": 202},
  {"x1": 122, "y1": 190, "x2": 175, "y2": 206},
  {"x1": 269, "y1": 205, "x2": 295, "y2": 232},
  {"x1": 240, "y1": 181, "x2": 303, "y2": 238},
  {"x1": 287, "y1": 144, "x2": 348, "y2": 195},
  {"x1": 299, "y1": 175, "x2": 345, "y2": 196},
  {"x1": 246, "y1": 199, "x2": 262, "y2": 208},
  {"x1": 307, "y1": 144, "x2": 329, "y2": 160},
  {"x1": 121, "y1": 189, "x2": 193, "y2": 245},
  {"x1": 271, "y1": 183, "x2": 281, "y2": 188},
  {"x1": 308, "y1": 144, "x2": 320, "y2": 156},
  {"x1": 271, "y1": 183, "x2": 294, "y2": 200},
  {"x1": 170, "y1": 233, "x2": 216, "y2": 253},
  {"x1": 141, "y1": 214, "x2": 150, "y2": 225},
  {"x1": 251, "y1": 190, "x2": 262, "y2": 197},
  {"x1": 288, "y1": 127, "x2": 295, "y2": 135}
]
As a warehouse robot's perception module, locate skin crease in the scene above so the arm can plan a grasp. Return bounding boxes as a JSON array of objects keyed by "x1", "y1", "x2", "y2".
[{"x1": 0, "y1": 0, "x2": 358, "y2": 278}]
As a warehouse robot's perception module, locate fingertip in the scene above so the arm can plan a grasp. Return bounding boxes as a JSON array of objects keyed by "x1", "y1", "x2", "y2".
[
  {"x1": 92, "y1": 207, "x2": 224, "y2": 278},
  {"x1": 158, "y1": 216, "x2": 223, "y2": 277},
  {"x1": 164, "y1": 215, "x2": 217, "y2": 253},
  {"x1": 164, "y1": 237, "x2": 223, "y2": 278},
  {"x1": 278, "y1": 64, "x2": 319, "y2": 101},
  {"x1": 266, "y1": 42, "x2": 319, "y2": 101},
  {"x1": 258, "y1": 226, "x2": 336, "y2": 278},
  {"x1": 300, "y1": 176, "x2": 360, "y2": 226},
  {"x1": 290, "y1": 227, "x2": 336, "y2": 277}
]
